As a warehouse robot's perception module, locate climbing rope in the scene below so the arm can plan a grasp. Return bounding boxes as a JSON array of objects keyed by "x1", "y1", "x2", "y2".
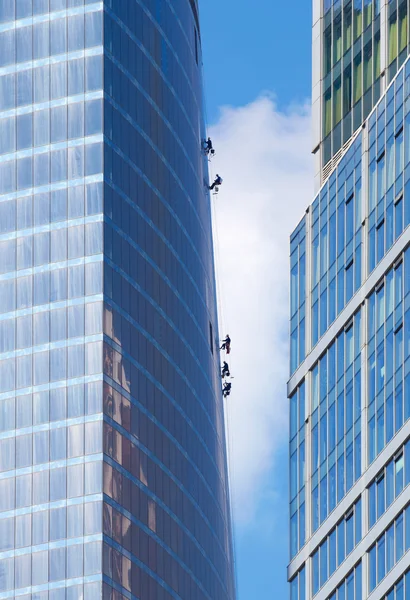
[{"x1": 201, "y1": 58, "x2": 238, "y2": 595}]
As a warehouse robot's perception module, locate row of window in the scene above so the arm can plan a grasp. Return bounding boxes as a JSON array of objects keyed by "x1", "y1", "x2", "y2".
[
  {"x1": 0, "y1": 55, "x2": 102, "y2": 113},
  {"x1": 312, "y1": 143, "x2": 362, "y2": 277},
  {"x1": 369, "y1": 439, "x2": 410, "y2": 528},
  {"x1": 0, "y1": 142, "x2": 103, "y2": 194},
  {"x1": 104, "y1": 383, "x2": 218, "y2": 511},
  {"x1": 104, "y1": 497, "x2": 225, "y2": 600},
  {"x1": 104, "y1": 79, "x2": 202, "y2": 216},
  {"x1": 106, "y1": 0, "x2": 199, "y2": 98},
  {"x1": 105, "y1": 279, "x2": 217, "y2": 439},
  {"x1": 0, "y1": 222, "x2": 102, "y2": 273},
  {"x1": 369, "y1": 505, "x2": 410, "y2": 591},
  {"x1": 104, "y1": 5, "x2": 201, "y2": 141},
  {"x1": 367, "y1": 249, "x2": 410, "y2": 462},
  {"x1": 312, "y1": 499, "x2": 362, "y2": 595},
  {"x1": 368, "y1": 67, "x2": 410, "y2": 273},
  {"x1": 0, "y1": 10, "x2": 102, "y2": 67},
  {"x1": 322, "y1": 0, "x2": 381, "y2": 163},
  {"x1": 103, "y1": 72, "x2": 204, "y2": 231},
  {"x1": 0, "y1": 380, "x2": 101, "y2": 432},
  {"x1": 104, "y1": 111, "x2": 210, "y2": 276},
  {"x1": 105, "y1": 251, "x2": 217, "y2": 404},
  {"x1": 312, "y1": 307, "x2": 361, "y2": 411},
  {"x1": 103, "y1": 356, "x2": 221, "y2": 503},
  {"x1": 104, "y1": 291, "x2": 216, "y2": 423},
  {"x1": 0, "y1": 181, "x2": 103, "y2": 226},
  {"x1": 0, "y1": 261, "x2": 102, "y2": 314},
  {"x1": 323, "y1": 11, "x2": 381, "y2": 144},
  {"x1": 290, "y1": 567, "x2": 306, "y2": 600},
  {"x1": 324, "y1": 0, "x2": 379, "y2": 12},
  {"x1": 368, "y1": 348, "x2": 410, "y2": 464},
  {"x1": 368, "y1": 173, "x2": 408, "y2": 273},
  {"x1": 296, "y1": 436, "x2": 410, "y2": 588},
  {"x1": 291, "y1": 238, "x2": 410, "y2": 563},
  {"x1": 0, "y1": 339, "x2": 102, "y2": 393},
  {"x1": 104, "y1": 399, "x2": 225, "y2": 541},
  {"x1": 105, "y1": 185, "x2": 211, "y2": 329},
  {"x1": 0, "y1": 0, "x2": 101, "y2": 22},
  {"x1": 0, "y1": 418, "x2": 102, "y2": 472},
  {"x1": 0, "y1": 302, "x2": 102, "y2": 355},
  {"x1": 0, "y1": 500, "x2": 102, "y2": 550},
  {"x1": 291, "y1": 265, "x2": 410, "y2": 561},
  {"x1": 290, "y1": 218, "x2": 306, "y2": 373},
  {"x1": 104, "y1": 259, "x2": 213, "y2": 403},
  {"x1": 105, "y1": 209, "x2": 209, "y2": 337},
  {"x1": 104, "y1": 285, "x2": 215, "y2": 414},
  {"x1": 382, "y1": 569, "x2": 410, "y2": 600},
  {"x1": 385, "y1": 0, "x2": 409, "y2": 80},
  {"x1": 312, "y1": 135, "x2": 362, "y2": 355},
  {"x1": 7, "y1": 582, "x2": 101, "y2": 600},
  {"x1": 292, "y1": 559, "x2": 362, "y2": 600},
  {"x1": 326, "y1": 561, "x2": 362, "y2": 600},
  {"x1": 323, "y1": 0, "x2": 379, "y2": 70},
  {"x1": 103, "y1": 423, "x2": 227, "y2": 572},
  {"x1": 0, "y1": 460, "x2": 101, "y2": 512},
  {"x1": 104, "y1": 462, "x2": 228, "y2": 600},
  {"x1": 0, "y1": 99, "x2": 102, "y2": 156},
  {"x1": 311, "y1": 311, "x2": 362, "y2": 535},
  {"x1": 368, "y1": 258, "x2": 406, "y2": 339},
  {"x1": 323, "y1": 82, "x2": 380, "y2": 166},
  {"x1": 290, "y1": 382, "x2": 306, "y2": 557},
  {"x1": 0, "y1": 540, "x2": 101, "y2": 591}
]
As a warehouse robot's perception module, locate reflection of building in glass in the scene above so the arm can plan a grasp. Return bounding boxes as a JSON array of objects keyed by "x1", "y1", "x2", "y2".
[
  {"x1": 0, "y1": 2, "x2": 235, "y2": 600},
  {"x1": 290, "y1": 2, "x2": 410, "y2": 600}
]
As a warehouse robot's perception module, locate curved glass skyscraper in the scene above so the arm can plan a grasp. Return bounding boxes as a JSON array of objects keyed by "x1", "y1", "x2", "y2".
[{"x1": 0, "y1": 2, "x2": 236, "y2": 600}]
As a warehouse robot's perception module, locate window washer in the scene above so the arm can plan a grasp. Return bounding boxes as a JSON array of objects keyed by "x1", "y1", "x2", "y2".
[
  {"x1": 223, "y1": 382, "x2": 232, "y2": 398},
  {"x1": 209, "y1": 174, "x2": 223, "y2": 191},
  {"x1": 221, "y1": 361, "x2": 230, "y2": 378},
  {"x1": 220, "y1": 335, "x2": 231, "y2": 354},
  {"x1": 204, "y1": 137, "x2": 215, "y2": 156}
]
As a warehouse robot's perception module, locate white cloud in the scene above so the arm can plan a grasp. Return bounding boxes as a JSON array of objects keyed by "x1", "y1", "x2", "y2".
[{"x1": 209, "y1": 96, "x2": 313, "y2": 525}]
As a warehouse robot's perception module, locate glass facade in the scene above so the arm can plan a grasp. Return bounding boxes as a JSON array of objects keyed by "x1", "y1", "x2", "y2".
[
  {"x1": 368, "y1": 437, "x2": 410, "y2": 528},
  {"x1": 289, "y1": 4, "x2": 410, "y2": 600},
  {"x1": 326, "y1": 562, "x2": 362, "y2": 600},
  {"x1": 0, "y1": 2, "x2": 236, "y2": 600},
  {"x1": 319, "y1": 0, "x2": 410, "y2": 175},
  {"x1": 322, "y1": 0, "x2": 381, "y2": 165},
  {"x1": 310, "y1": 308, "x2": 362, "y2": 537},
  {"x1": 291, "y1": 219, "x2": 307, "y2": 380},
  {"x1": 383, "y1": 569, "x2": 410, "y2": 599},
  {"x1": 311, "y1": 498, "x2": 362, "y2": 594},
  {"x1": 290, "y1": 382, "x2": 307, "y2": 559}
]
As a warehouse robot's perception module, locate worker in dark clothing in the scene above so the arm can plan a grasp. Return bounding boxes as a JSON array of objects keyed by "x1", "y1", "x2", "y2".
[
  {"x1": 221, "y1": 361, "x2": 230, "y2": 378},
  {"x1": 209, "y1": 174, "x2": 223, "y2": 191},
  {"x1": 204, "y1": 137, "x2": 215, "y2": 156},
  {"x1": 223, "y1": 382, "x2": 232, "y2": 398},
  {"x1": 220, "y1": 335, "x2": 231, "y2": 354}
]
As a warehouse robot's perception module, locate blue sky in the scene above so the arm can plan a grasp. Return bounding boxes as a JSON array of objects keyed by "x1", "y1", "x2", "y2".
[
  {"x1": 200, "y1": 1, "x2": 313, "y2": 599},
  {"x1": 201, "y1": 0, "x2": 312, "y2": 122}
]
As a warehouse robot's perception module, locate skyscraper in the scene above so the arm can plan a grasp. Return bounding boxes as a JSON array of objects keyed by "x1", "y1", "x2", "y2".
[
  {"x1": 0, "y1": 2, "x2": 236, "y2": 600},
  {"x1": 289, "y1": 1, "x2": 410, "y2": 599}
]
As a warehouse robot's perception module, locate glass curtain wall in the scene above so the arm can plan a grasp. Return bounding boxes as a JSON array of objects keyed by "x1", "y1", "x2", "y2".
[
  {"x1": 0, "y1": 1, "x2": 105, "y2": 600},
  {"x1": 0, "y1": 1, "x2": 236, "y2": 600},
  {"x1": 322, "y1": 0, "x2": 381, "y2": 165},
  {"x1": 101, "y1": 1, "x2": 236, "y2": 600}
]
